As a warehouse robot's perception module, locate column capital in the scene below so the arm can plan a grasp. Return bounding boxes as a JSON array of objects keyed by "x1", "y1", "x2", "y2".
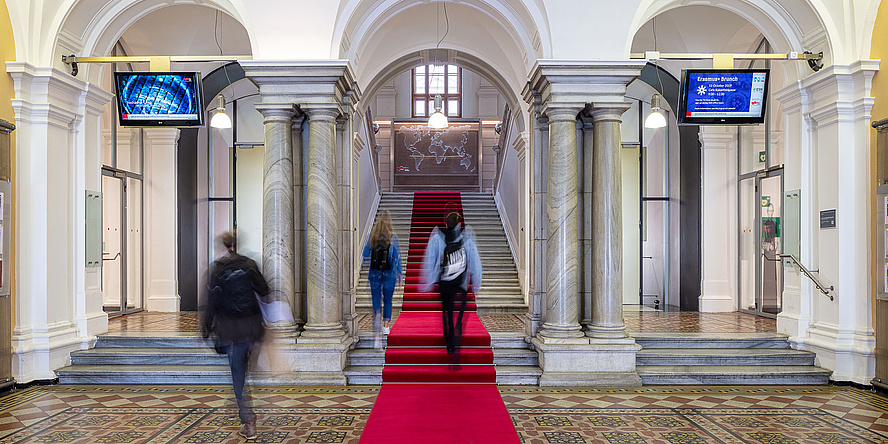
[
  {"x1": 141, "y1": 127, "x2": 181, "y2": 144},
  {"x1": 589, "y1": 102, "x2": 632, "y2": 123},
  {"x1": 526, "y1": 60, "x2": 645, "y2": 116},
  {"x1": 302, "y1": 106, "x2": 340, "y2": 122},
  {"x1": 255, "y1": 103, "x2": 297, "y2": 123},
  {"x1": 241, "y1": 60, "x2": 361, "y2": 119}
]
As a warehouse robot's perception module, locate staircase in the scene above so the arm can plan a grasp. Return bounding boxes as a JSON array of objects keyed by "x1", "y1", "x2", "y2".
[
  {"x1": 56, "y1": 334, "x2": 231, "y2": 384},
  {"x1": 634, "y1": 333, "x2": 832, "y2": 385},
  {"x1": 345, "y1": 331, "x2": 541, "y2": 385},
  {"x1": 347, "y1": 191, "x2": 538, "y2": 385},
  {"x1": 356, "y1": 193, "x2": 411, "y2": 311},
  {"x1": 356, "y1": 192, "x2": 525, "y2": 313}
]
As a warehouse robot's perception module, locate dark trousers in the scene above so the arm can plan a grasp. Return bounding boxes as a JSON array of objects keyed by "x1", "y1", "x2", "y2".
[
  {"x1": 440, "y1": 281, "x2": 467, "y2": 354},
  {"x1": 225, "y1": 341, "x2": 256, "y2": 423}
]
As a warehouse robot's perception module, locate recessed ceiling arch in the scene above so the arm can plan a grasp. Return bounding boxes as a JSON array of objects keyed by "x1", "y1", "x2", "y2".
[{"x1": 360, "y1": 48, "x2": 525, "y2": 133}]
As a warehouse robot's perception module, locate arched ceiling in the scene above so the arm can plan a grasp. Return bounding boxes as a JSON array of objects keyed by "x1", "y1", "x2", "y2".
[
  {"x1": 631, "y1": 6, "x2": 793, "y2": 87},
  {"x1": 337, "y1": 1, "x2": 538, "y2": 101}
]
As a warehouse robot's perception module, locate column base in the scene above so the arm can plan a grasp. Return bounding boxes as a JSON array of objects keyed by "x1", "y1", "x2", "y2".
[
  {"x1": 585, "y1": 325, "x2": 628, "y2": 339},
  {"x1": 538, "y1": 322, "x2": 584, "y2": 339},
  {"x1": 531, "y1": 336, "x2": 642, "y2": 387}
]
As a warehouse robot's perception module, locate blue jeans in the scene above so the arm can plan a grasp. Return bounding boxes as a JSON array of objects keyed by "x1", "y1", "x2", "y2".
[
  {"x1": 224, "y1": 341, "x2": 256, "y2": 423},
  {"x1": 369, "y1": 270, "x2": 395, "y2": 331}
]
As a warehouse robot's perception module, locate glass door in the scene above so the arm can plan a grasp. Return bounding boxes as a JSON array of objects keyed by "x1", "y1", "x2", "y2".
[
  {"x1": 738, "y1": 168, "x2": 783, "y2": 317},
  {"x1": 102, "y1": 167, "x2": 144, "y2": 316}
]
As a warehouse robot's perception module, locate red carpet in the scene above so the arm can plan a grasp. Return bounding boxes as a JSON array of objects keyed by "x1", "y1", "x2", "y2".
[
  {"x1": 360, "y1": 192, "x2": 520, "y2": 443},
  {"x1": 361, "y1": 385, "x2": 517, "y2": 444}
]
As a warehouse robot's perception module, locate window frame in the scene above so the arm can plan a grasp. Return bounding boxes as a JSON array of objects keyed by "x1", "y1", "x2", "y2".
[{"x1": 412, "y1": 64, "x2": 462, "y2": 118}]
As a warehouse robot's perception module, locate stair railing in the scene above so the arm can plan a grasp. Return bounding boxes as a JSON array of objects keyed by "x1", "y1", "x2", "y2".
[
  {"x1": 492, "y1": 104, "x2": 511, "y2": 194},
  {"x1": 766, "y1": 253, "x2": 834, "y2": 301}
]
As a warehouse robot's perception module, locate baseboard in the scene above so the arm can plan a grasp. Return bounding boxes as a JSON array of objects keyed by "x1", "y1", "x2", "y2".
[
  {"x1": 146, "y1": 295, "x2": 180, "y2": 312},
  {"x1": 698, "y1": 294, "x2": 734, "y2": 312}
]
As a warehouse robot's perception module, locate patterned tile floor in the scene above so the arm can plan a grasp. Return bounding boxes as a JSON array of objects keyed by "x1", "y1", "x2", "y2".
[
  {"x1": 108, "y1": 307, "x2": 774, "y2": 335},
  {"x1": 0, "y1": 385, "x2": 885, "y2": 443}
]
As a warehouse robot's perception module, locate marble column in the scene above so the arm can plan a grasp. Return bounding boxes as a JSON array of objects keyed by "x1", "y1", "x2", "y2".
[
  {"x1": 256, "y1": 105, "x2": 296, "y2": 311},
  {"x1": 588, "y1": 104, "x2": 631, "y2": 339},
  {"x1": 538, "y1": 107, "x2": 584, "y2": 339},
  {"x1": 291, "y1": 116, "x2": 306, "y2": 327},
  {"x1": 301, "y1": 107, "x2": 345, "y2": 340}
]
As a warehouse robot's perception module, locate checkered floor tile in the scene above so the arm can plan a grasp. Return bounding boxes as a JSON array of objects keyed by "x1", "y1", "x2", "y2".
[{"x1": 0, "y1": 386, "x2": 884, "y2": 443}]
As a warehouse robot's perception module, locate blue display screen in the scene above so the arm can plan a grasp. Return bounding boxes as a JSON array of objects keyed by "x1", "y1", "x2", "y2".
[
  {"x1": 115, "y1": 72, "x2": 202, "y2": 126},
  {"x1": 682, "y1": 70, "x2": 768, "y2": 122}
]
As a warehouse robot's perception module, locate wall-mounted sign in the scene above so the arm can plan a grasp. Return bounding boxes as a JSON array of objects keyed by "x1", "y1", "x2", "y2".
[
  {"x1": 820, "y1": 209, "x2": 837, "y2": 229},
  {"x1": 884, "y1": 196, "x2": 888, "y2": 224},
  {"x1": 759, "y1": 151, "x2": 767, "y2": 163}
]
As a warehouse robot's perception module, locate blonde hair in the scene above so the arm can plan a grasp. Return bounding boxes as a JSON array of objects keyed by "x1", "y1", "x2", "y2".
[{"x1": 370, "y1": 209, "x2": 393, "y2": 248}]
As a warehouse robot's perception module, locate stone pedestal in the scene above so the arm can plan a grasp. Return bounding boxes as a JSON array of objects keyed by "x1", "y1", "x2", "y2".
[{"x1": 531, "y1": 336, "x2": 642, "y2": 386}]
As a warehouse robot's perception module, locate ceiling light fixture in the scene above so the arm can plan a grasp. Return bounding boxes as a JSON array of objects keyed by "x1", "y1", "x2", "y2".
[
  {"x1": 210, "y1": 94, "x2": 232, "y2": 129},
  {"x1": 644, "y1": 93, "x2": 667, "y2": 129},
  {"x1": 428, "y1": 94, "x2": 448, "y2": 129}
]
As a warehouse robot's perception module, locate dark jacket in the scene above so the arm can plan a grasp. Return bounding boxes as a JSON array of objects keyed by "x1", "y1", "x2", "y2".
[{"x1": 202, "y1": 252, "x2": 269, "y2": 346}]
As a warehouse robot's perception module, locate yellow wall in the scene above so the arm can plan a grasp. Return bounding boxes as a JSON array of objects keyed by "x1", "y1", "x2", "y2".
[
  {"x1": 872, "y1": 2, "x2": 888, "y2": 306},
  {"x1": 1, "y1": 1, "x2": 14, "y2": 125},
  {"x1": 0, "y1": 1, "x2": 14, "y2": 329}
]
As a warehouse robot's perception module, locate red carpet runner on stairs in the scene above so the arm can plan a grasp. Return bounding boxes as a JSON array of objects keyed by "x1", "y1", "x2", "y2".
[{"x1": 360, "y1": 192, "x2": 520, "y2": 443}]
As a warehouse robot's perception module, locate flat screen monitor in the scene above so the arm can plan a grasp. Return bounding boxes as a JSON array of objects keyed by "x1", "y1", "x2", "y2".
[
  {"x1": 678, "y1": 69, "x2": 769, "y2": 125},
  {"x1": 114, "y1": 72, "x2": 204, "y2": 127}
]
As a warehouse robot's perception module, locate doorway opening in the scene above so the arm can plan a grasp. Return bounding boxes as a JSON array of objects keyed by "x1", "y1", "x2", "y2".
[{"x1": 101, "y1": 166, "x2": 144, "y2": 316}]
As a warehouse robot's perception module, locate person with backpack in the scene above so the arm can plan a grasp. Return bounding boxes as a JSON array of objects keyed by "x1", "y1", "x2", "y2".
[
  {"x1": 421, "y1": 211, "x2": 482, "y2": 361},
  {"x1": 362, "y1": 209, "x2": 402, "y2": 348},
  {"x1": 201, "y1": 231, "x2": 269, "y2": 440}
]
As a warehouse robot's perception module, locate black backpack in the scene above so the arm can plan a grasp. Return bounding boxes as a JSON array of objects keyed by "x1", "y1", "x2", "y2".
[
  {"x1": 440, "y1": 230, "x2": 467, "y2": 284},
  {"x1": 210, "y1": 257, "x2": 260, "y2": 316},
  {"x1": 370, "y1": 242, "x2": 392, "y2": 271}
]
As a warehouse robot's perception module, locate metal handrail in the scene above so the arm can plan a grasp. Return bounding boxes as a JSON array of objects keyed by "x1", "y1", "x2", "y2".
[{"x1": 776, "y1": 254, "x2": 834, "y2": 301}]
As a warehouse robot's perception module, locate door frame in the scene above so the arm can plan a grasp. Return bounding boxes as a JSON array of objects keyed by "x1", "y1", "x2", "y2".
[
  {"x1": 738, "y1": 165, "x2": 784, "y2": 318},
  {"x1": 101, "y1": 166, "x2": 145, "y2": 317}
]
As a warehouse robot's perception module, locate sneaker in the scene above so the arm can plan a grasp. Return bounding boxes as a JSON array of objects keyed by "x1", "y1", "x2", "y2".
[
  {"x1": 238, "y1": 421, "x2": 257, "y2": 440},
  {"x1": 382, "y1": 326, "x2": 390, "y2": 335}
]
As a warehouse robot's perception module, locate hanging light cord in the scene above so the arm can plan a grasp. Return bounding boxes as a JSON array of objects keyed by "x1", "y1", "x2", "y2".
[
  {"x1": 215, "y1": 10, "x2": 234, "y2": 105},
  {"x1": 436, "y1": 3, "x2": 450, "y2": 51},
  {"x1": 652, "y1": 16, "x2": 664, "y2": 101}
]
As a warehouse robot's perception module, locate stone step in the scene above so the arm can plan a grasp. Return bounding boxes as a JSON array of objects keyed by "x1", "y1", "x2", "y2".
[
  {"x1": 70, "y1": 348, "x2": 226, "y2": 366},
  {"x1": 343, "y1": 364, "x2": 541, "y2": 386},
  {"x1": 636, "y1": 365, "x2": 832, "y2": 385},
  {"x1": 496, "y1": 365, "x2": 542, "y2": 385},
  {"x1": 633, "y1": 333, "x2": 792, "y2": 349},
  {"x1": 636, "y1": 348, "x2": 816, "y2": 366},
  {"x1": 344, "y1": 365, "x2": 382, "y2": 385},
  {"x1": 348, "y1": 348, "x2": 385, "y2": 366},
  {"x1": 94, "y1": 334, "x2": 211, "y2": 349},
  {"x1": 493, "y1": 348, "x2": 539, "y2": 366},
  {"x1": 56, "y1": 364, "x2": 232, "y2": 384}
]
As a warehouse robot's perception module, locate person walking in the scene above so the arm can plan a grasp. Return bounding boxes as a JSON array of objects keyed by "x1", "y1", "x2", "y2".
[
  {"x1": 202, "y1": 231, "x2": 268, "y2": 440},
  {"x1": 421, "y1": 211, "x2": 482, "y2": 363},
  {"x1": 362, "y1": 209, "x2": 402, "y2": 348}
]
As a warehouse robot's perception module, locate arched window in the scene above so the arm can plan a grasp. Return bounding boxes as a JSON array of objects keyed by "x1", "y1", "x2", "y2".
[{"x1": 412, "y1": 64, "x2": 461, "y2": 118}]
